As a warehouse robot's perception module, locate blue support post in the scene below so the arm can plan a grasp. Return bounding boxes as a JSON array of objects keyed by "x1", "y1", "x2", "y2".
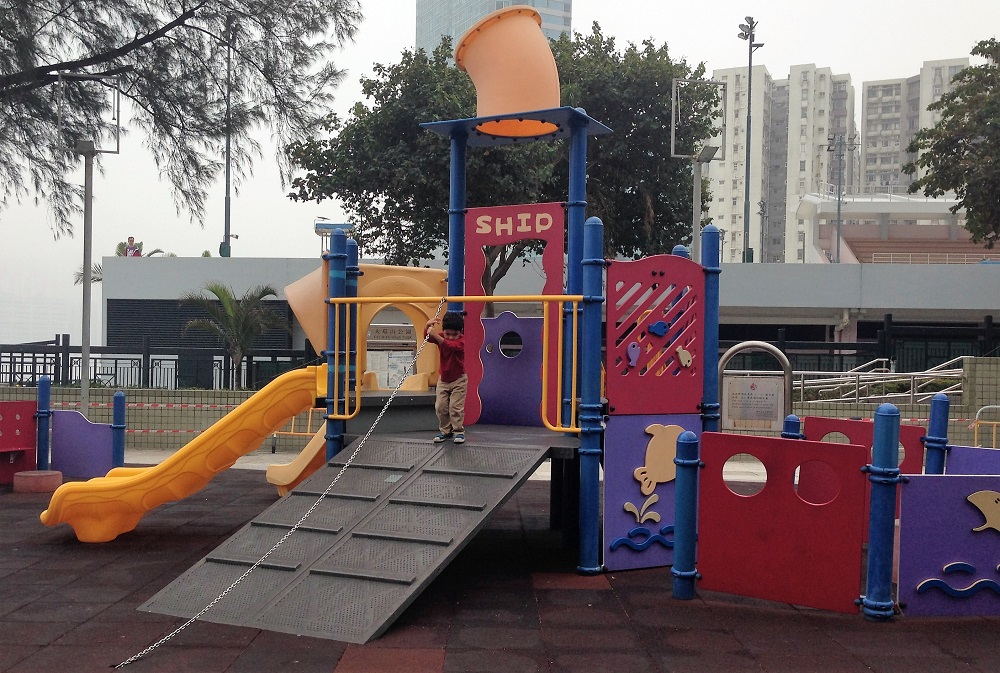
[
  {"x1": 700, "y1": 224, "x2": 721, "y2": 433},
  {"x1": 447, "y1": 131, "x2": 467, "y2": 313},
  {"x1": 563, "y1": 113, "x2": 587, "y2": 428},
  {"x1": 861, "y1": 403, "x2": 901, "y2": 621},
  {"x1": 578, "y1": 215, "x2": 604, "y2": 574},
  {"x1": 347, "y1": 239, "x2": 361, "y2": 416},
  {"x1": 923, "y1": 392, "x2": 951, "y2": 475},
  {"x1": 325, "y1": 229, "x2": 348, "y2": 461},
  {"x1": 672, "y1": 430, "x2": 701, "y2": 599},
  {"x1": 672, "y1": 244, "x2": 690, "y2": 259},
  {"x1": 36, "y1": 376, "x2": 52, "y2": 470},
  {"x1": 781, "y1": 414, "x2": 805, "y2": 440},
  {"x1": 111, "y1": 391, "x2": 126, "y2": 468}
]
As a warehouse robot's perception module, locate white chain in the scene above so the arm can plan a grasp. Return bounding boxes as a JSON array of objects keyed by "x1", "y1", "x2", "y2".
[{"x1": 116, "y1": 298, "x2": 449, "y2": 668}]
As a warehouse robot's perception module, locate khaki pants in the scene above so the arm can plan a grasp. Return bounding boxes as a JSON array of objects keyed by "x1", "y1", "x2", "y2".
[{"x1": 435, "y1": 374, "x2": 467, "y2": 435}]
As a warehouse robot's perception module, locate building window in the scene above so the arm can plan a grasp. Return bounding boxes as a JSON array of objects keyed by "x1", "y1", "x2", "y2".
[{"x1": 799, "y1": 160, "x2": 806, "y2": 171}]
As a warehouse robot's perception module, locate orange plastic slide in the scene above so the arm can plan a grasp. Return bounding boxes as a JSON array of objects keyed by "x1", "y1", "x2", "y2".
[
  {"x1": 40, "y1": 366, "x2": 321, "y2": 543},
  {"x1": 266, "y1": 427, "x2": 328, "y2": 496}
]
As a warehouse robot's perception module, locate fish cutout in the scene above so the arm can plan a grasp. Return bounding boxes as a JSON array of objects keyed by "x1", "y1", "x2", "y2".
[
  {"x1": 676, "y1": 346, "x2": 693, "y2": 368},
  {"x1": 633, "y1": 424, "x2": 683, "y2": 495},
  {"x1": 967, "y1": 490, "x2": 1000, "y2": 533},
  {"x1": 626, "y1": 342, "x2": 640, "y2": 367},
  {"x1": 648, "y1": 321, "x2": 668, "y2": 337}
]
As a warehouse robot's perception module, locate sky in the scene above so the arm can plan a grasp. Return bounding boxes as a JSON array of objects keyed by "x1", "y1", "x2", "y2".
[{"x1": 2, "y1": 0, "x2": 997, "y2": 345}]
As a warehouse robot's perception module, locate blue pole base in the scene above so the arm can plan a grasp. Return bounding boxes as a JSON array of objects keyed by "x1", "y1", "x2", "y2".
[
  {"x1": 860, "y1": 596, "x2": 895, "y2": 622},
  {"x1": 576, "y1": 565, "x2": 602, "y2": 575}
]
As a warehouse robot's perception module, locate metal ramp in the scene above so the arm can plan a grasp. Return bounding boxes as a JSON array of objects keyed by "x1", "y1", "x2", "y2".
[{"x1": 140, "y1": 426, "x2": 575, "y2": 643}]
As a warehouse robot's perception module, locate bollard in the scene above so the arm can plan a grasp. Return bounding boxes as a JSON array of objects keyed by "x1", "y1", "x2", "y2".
[
  {"x1": 861, "y1": 403, "x2": 900, "y2": 621},
  {"x1": 111, "y1": 391, "x2": 126, "y2": 468},
  {"x1": 923, "y1": 392, "x2": 950, "y2": 475},
  {"x1": 672, "y1": 430, "x2": 702, "y2": 599},
  {"x1": 781, "y1": 414, "x2": 805, "y2": 440},
  {"x1": 36, "y1": 376, "x2": 52, "y2": 470}
]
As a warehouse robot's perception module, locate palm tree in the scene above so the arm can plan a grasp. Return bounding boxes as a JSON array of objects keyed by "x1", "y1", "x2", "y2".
[
  {"x1": 180, "y1": 283, "x2": 288, "y2": 388},
  {"x1": 73, "y1": 239, "x2": 168, "y2": 285}
]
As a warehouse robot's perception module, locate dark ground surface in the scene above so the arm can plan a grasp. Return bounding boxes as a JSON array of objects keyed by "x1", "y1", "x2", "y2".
[{"x1": 3, "y1": 469, "x2": 1000, "y2": 673}]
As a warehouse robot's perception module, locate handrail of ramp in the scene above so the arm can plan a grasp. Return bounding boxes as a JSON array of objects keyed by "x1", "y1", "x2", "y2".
[{"x1": 326, "y1": 294, "x2": 584, "y2": 432}]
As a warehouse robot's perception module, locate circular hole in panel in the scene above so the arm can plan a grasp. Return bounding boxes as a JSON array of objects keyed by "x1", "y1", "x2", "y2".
[
  {"x1": 499, "y1": 331, "x2": 523, "y2": 359},
  {"x1": 722, "y1": 453, "x2": 766, "y2": 497},
  {"x1": 793, "y1": 460, "x2": 841, "y2": 505},
  {"x1": 819, "y1": 431, "x2": 852, "y2": 445},
  {"x1": 485, "y1": 343, "x2": 494, "y2": 353}
]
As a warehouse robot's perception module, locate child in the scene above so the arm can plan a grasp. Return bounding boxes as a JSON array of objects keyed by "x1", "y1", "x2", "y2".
[{"x1": 424, "y1": 311, "x2": 466, "y2": 444}]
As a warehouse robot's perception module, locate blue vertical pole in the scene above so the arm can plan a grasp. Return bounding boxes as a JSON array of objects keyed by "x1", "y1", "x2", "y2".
[
  {"x1": 672, "y1": 430, "x2": 701, "y2": 599},
  {"x1": 923, "y1": 392, "x2": 950, "y2": 475},
  {"x1": 701, "y1": 224, "x2": 721, "y2": 433},
  {"x1": 448, "y1": 131, "x2": 467, "y2": 312},
  {"x1": 326, "y1": 229, "x2": 347, "y2": 461},
  {"x1": 578, "y1": 215, "x2": 604, "y2": 574},
  {"x1": 347, "y1": 238, "x2": 361, "y2": 422},
  {"x1": 672, "y1": 244, "x2": 690, "y2": 259},
  {"x1": 781, "y1": 414, "x2": 805, "y2": 439},
  {"x1": 861, "y1": 403, "x2": 900, "y2": 621},
  {"x1": 111, "y1": 391, "x2": 126, "y2": 468},
  {"x1": 36, "y1": 376, "x2": 51, "y2": 470},
  {"x1": 564, "y1": 114, "x2": 587, "y2": 428}
]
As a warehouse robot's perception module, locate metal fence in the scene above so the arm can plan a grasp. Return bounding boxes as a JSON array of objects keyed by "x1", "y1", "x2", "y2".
[{"x1": 0, "y1": 337, "x2": 315, "y2": 390}]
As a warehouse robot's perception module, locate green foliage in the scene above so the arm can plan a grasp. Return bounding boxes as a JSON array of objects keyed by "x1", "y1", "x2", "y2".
[
  {"x1": 904, "y1": 38, "x2": 1000, "y2": 249},
  {"x1": 180, "y1": 282, "x2": 288, "y2": 388},
  {"x1": 1, "y1": 0, "x2": 362, "y2": 236},
  {"x1": 287, "y1": 25, "x2": 716, "y2": 284},
  {"x1": 73, "y1": 239, "x2": 166, "y2": 284}
]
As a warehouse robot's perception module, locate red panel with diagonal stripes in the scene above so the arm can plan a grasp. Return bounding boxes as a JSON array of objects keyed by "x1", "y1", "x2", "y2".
[{"x1": 605, "y1": 255, "x2": 704, "y2": 416}]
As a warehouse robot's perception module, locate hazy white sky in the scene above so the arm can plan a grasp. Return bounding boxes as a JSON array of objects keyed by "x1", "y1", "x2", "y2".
[{"x1": 2, "y1": 0, "x2": 996, "y2": 344}]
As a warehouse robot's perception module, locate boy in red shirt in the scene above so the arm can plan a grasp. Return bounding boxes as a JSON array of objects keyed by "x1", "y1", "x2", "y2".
[{"x1": 424, "y1": 311, "x2": 467, "y2": 444}]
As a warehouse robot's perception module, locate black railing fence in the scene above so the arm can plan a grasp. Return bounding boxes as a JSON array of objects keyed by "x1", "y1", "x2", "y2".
[{"x1": 1, "y1": 335, "x2": 316, "y2": 390}]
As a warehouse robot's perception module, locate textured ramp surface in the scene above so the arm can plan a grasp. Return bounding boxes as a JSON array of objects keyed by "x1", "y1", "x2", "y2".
[{"x1": 141, "y1": 427, "x2": 570, "y2": 643}]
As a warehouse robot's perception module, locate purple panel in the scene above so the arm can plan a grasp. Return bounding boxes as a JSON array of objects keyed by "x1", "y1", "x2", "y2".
[
  {"x1": 899, "y1": 474, "x2": 1000, "y2": 616},
  {"x1": 603, "y1": 413, "x2": 701, "y2": 571},
  {"x1": 477, "y1": 312, "x2": 544, "y2": 427},
  {"x1": 946, "y1": 445, "x2": 1000, "y2": 476},
  {"x1": 50, "y1": 410, "x2": 115, "y2": 479}
]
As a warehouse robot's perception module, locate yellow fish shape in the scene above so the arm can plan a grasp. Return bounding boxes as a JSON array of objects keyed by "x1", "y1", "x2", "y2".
[
  {"x1": 967, "y1": 490, "x2": 1000, "y2": 533},
  {"x1": 633, "y1": 424, "x2": 683, "y2": 496}
]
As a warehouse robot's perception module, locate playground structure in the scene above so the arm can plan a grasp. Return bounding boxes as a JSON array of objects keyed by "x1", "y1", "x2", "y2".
[{"x1": 29, "y1": 3, "x2": 1000, "y2": 649}]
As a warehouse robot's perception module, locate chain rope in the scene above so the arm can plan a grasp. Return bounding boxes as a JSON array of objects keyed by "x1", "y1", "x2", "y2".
[{"x1": 115, "y1": 298, "x2": 449, "y2": 668}]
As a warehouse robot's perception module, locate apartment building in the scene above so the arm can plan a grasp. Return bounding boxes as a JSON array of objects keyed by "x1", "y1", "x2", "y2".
[
  {"x1": 859, "y1": 58, "x2": 968, "y2": 201},
  {"x1": 416, "y1": 0, "x2": 572, "y2": 54}
]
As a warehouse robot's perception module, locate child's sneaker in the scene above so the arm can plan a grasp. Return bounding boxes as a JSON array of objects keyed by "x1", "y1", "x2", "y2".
[
  {"x1": 433, "y1": 432, "x2": 453, "y2": 443},
  {"x1": 453, "y1": 433, "x2": 465, "y2": 444}
]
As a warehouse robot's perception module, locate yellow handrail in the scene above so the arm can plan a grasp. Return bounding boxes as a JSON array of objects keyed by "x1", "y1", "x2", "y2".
[
  {"x1": 325, "y1": 294, "x2": 585, "y2": 432},
  {"x1": 973, "y1": 420, "x2": 1000, "y2": 449}
]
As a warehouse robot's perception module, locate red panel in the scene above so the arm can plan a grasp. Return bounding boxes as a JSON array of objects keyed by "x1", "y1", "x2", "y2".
[
  {"x1": 0, "y1": 401, "x2": 37, "y2": 485},
  {"x1": 697, "y1": 432, "x2": 867, "y2": 613},
  {"x1": 605, "y1": 255, "x2": 704, "y2": 416},
  {"x1": 802, "y1": 416, "x2": 925, "y2": 528},
  {"x1": 463, "y1": 202, "x2": 565, "y2": 425}
]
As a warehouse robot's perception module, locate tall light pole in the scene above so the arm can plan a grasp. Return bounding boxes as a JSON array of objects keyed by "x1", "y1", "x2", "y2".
[
  {"x1": 220, "y1": 16, "x2": 236, "y2": 257},
  {"x1": 691, "y1": 144, "x2": 719, "y2": 261},
  {"x1": 757, "y1": 198, "x2": 768, "y2": 262},
  {"x1": 737, "y1": 17, "x2": 763, "y2": 263},
  {"x1": 827, "y1": 133, "x2": 859, "y2": 263}
]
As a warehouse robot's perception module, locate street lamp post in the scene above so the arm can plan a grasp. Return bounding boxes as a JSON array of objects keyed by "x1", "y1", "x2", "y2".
[
  {"x1": 757, "y1": 198, "x2": 768, "y2": 262},
  {"x1": 827, "y1": 133, "x2": 859, "y2": 263},
  {"x1": 220, "y1": 16, "x2": 237, "y2": 258},
  {"x1": 737, "y1": 17, "x2": 763, "y2": 263},
  {"x1": 691, "y1": 144, "x2": 719, "y2": 261}
]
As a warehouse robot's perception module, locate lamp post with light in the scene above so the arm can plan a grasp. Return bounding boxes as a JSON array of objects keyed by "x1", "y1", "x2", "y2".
[
  {"x1": 737, "y1": 17, "x2": 763, "y2": 263},
  {"x1": 220, "y1": 16, "x2": 237, "y2": 257},
  {"x1": 827, "y1": 132, "x2": 859, "y2": 263}
]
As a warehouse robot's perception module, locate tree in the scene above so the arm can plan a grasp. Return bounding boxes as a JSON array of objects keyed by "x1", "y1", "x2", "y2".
[
  {"x1": 1, "y1": 0, "x2": 362, "y2": 236},
  {"x1": 904, "y1": 38, "x2": 1000, "y2": 249},
  {"x1": 180, "y1": 282, "x2": 288, "y2": 388},
  {"x1": 73, "y1": 238, "x2": 167, "y2": 284},
  {"x1": 287, "y1": 25, "x2": 716, "y2": 288}
]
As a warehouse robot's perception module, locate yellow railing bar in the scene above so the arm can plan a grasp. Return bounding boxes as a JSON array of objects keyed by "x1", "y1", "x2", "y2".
[
  {"x1": 540, "y1": 299, "x2": 581, "y2": 433},
  {"x1": 325, "y1": 294, "x2": 586, "y2": 432},
  {"x1": 326, "y1": 303, "x2": 362, "y2": 421},
  {"x1": 973, "y1": 420, "x2": 1000, "y2": 449}
]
